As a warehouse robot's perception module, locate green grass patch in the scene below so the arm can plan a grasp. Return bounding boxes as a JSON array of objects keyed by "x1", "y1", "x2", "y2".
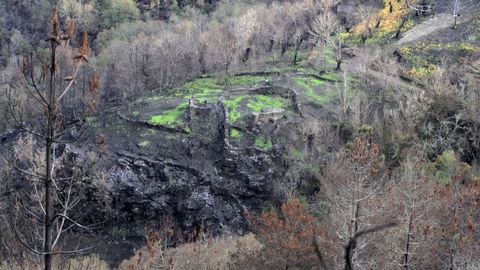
[
  {"x1": 132, "y1": 111, "x2": 140, "y2": 117},
  {"x1": 310, "y1": 78, "x2": 326, "y2": 86},
  {"x1": 182, "y1": 77, "x2": 223, "y2": 101},
  {"x1": 230, "y1": 128, "x2": 242, "y2": 138},
  {"x1": 220, "y1": 75, "x2": 270, "y2": 86},
  {"x1": 225, "y1": 95, "x2": 247, "y2": 122},
  {"x1": 246, "y1": 95, "x2": 286, "y2": 112},
  {"x1": 149, "y1": 102, "x2": 188, "y2": 127},
  {"x1": 225, "y1": 94, "x2": 288, "y2": 122},
  {"x1": 185, "y1": 78, "x2": 222, "y2": 94},
  {"x1": 255, "y1": 136, "x2": 273, "y2": 150},
  {"x1": 181, "y1": 76, "x2": 271, "y2": 101},
  {"x1": 138, "y1": 140, "x2": 151, "y2": 147},
  {"x1": 295, "y1": 77, "x2": 328, "y2": 105}
]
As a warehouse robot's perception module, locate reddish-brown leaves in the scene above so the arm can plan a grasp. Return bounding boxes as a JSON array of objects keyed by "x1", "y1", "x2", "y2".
[
  {"x1": 248, "y1": 197, "x2": 322, "y2": 267},
  {"x1": 77, "y1": 31, "x2": 90, "y2": 62},
  {"x1": 68, "y1": 18, "x2": 75, "y2": 39},
  {"x1": 53, "y1": 9, "x2": 59, "y2": 36}
]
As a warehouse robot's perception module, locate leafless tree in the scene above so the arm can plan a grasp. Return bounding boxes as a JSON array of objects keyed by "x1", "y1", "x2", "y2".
[
  {"x1": 2, "y1": 10, "x2": 99, "y2": 270},
  {"x1": 355, "y1": 3, "x2": 378, "y2": 44},
  {"x1": 204, "y1": 22, "x2": 238, "y2": 74},
  {"x1": 310, "y1": 0, "x2": 345, "y2": 71},
  {"x1": 321, "y1": 138, "x2": 392, "y2": 269}
]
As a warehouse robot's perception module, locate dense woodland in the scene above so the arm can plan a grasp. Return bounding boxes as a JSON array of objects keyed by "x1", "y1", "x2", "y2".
[{"x1": 0, "y1": 0, "x2": 480, "y2": 269}]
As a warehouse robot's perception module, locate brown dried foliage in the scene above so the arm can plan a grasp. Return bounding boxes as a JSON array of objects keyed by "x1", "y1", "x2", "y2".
[
  {"x1": 248, "y1": 197, "x2": 323, "y2": 268},
  {"x1": 68, "y1": 18, "x2": 76, "y2": 39}
]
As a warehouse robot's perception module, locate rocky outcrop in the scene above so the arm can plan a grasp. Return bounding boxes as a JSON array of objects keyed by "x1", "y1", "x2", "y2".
[{"x1": 105, "y1": 138, "x2": 282, "y2": 236}]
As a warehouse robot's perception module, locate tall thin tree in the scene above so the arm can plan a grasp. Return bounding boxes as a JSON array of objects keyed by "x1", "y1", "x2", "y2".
[{"x1": 3, "y1": 8, "x2": 98, "y2": 270}]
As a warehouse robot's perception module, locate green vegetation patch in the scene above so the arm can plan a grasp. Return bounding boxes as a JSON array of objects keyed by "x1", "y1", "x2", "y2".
[
  {"x1": 225, "y1": 94, "x2": 288, "y2": 123},
  {"x1": 255, "y1": 136, "x2": 273, "y2": 150},
  {"x1": 295, "y1": 74, "x2": 355, "y2": 105},
  {"x1": 220, "y1": 75, "x2": 270, "y2": 86},
  {"x1": 246, "y1": 95, "x2": 286, "y2": 112},
  {"x1": 149, "y1": 102, "x2": 188, "y2": 127},
  {"x1": 132, "y1": 111, "x2": 140, "y2": 117},
  {"x1": 295, "y1": 77, "x2": 328, "y2": 105},
  {"x1": 185, "y1": 78, "x2": 223, "y2": 96},
  {"x1": 225, "y1": 95, "x2": 246, "y2": 122},
  {"x1": 138, "y1": 140, "x2": 151, "y2": 147},
  {"x1": 400, "y1": 41, "x2": 480, "y2": 79},
  {"x1": 230, "y1": 128, "x2": 242, "y2": 138},
  {"x1": 182, "y1": 75, "x2": 270, "y2": 101}
]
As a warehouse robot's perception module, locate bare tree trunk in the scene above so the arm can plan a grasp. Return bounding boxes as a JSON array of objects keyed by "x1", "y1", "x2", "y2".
[
  {"x1": 345, "y1": 202, "x2": 359, "y2": 270},
  {"x1": 294, "y1": 47, "x2": 299, "y2": 66},
  {"x1": 403, "y1": 213, "x2": 413, "y2": 269},
  {"x1": 44, "y1": 33, "x2": 57, "y2": 270},
  {"x1": 335, "y1": 39, "x2": 342, "y2": 71},
  {"x1": 452, "y1": 0, "x2": 459, "y2": 29}
]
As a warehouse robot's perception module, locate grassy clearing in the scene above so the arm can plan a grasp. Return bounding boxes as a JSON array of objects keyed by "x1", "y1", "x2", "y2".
[
  {"x1": 295, "y1": 74, "x2": 356, "y2": 105},
  {"x1": 182, "y1": 75, "x2": 271, "y2": 99},
  {"x1": 225, "y1": 95, "x2": 288, "y2": 122},
  {"x1": 184, "y1": 78, "x2": 223, "y2": 97},
  {"x1": 149, "y1": 102, "x2": 188, "y2": 127},
  {"x1": 295, "y1": 77, "x2": 328, "y2": 105},
  {"x1": 246, "y1": 95, "x2": 286, "y2": 112},
  {"x1": 255, "y1": 136, "x2": 273, "y2": 150}
]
